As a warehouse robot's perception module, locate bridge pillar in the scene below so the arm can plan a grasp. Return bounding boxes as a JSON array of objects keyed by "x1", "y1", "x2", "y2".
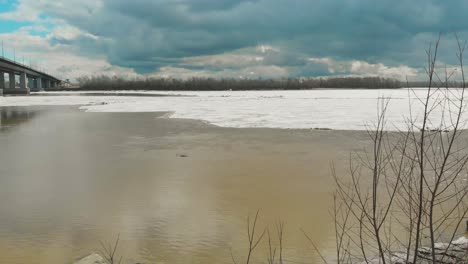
[
  {"x1": 37, "y1": 77, "x2": 42, "y2": 91},
  {"x1": 3, "y1": 72, "x2": 30, "y2": 95},
  {"x1": 9, "y1": 73, "x2": 15, "y2": 89},
  {"x1": 20, "y1": 72, "x2": 27, "y2": 90},
  {"x1": 0, "y1": 72, "x2": 4, "y2": 95},
  {"x1": 27, "y1": 77, "x2": 33, "y2": 89},
  {"x1": 45, "y1": 79, "x2": 51, "y2": 89}
]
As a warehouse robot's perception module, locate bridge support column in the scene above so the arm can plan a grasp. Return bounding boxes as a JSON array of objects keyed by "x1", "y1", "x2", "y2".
[
  {"x1": 20, "y1": 72, "x2": 27, "y2": 90},
  {"x1": 37, "y1": 77, "x2": 42, "y2": 91},
  {"x1": 0, "y1": 72, "x2": 4, "y2": 96},
  {"x1": 45, "y1": 79, "x2": 50, "y2": 90},
  {"x1": 27, "y1": 77, "x2": 33, "y2": 89},
  {"x1": 9, "y1": 73, "x2": 15, "y2": 89},
  {"x1": 3, "y1": 72, "x2": 30, "y2": 95}
]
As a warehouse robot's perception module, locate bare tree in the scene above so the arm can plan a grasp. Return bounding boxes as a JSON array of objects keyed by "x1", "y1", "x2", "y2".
[
  {"x1": 331, "y1": 34, "x2": 468, "y2": 264},
  {"x1": 76, "y1": 75, "x2": 403, "y2": 91}
]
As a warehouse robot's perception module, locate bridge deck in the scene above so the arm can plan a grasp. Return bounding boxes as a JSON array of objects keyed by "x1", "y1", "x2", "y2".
[
  {"x1": 0, "y1": 57, "x2": 60, "y2": 82},
  {"x1": 0, "y1": 56, "x2": 61, "y2": 94}
]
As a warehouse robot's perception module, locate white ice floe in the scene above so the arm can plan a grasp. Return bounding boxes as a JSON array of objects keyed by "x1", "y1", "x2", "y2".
[{"x1": 1, "y1": 89, "x2": 467, "y2": 130}]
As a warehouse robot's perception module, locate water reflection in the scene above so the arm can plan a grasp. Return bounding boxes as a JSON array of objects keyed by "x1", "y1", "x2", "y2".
[{"x1": 0, "y1": 107, "x2": 42, "y2": 129}]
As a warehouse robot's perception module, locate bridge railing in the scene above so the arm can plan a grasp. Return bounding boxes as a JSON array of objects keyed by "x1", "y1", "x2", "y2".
[{"x1": 1, "y1": 40, "x2": 57, "y2": 79}]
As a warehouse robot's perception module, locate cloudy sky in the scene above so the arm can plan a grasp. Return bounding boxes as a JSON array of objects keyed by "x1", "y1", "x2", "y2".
[{"x1": 0, "y1": 0, "x2": 467, "y2": 81}]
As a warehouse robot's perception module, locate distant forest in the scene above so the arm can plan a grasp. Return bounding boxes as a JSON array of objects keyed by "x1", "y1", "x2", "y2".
[{"x1": 73, "y1": 76, "x2": 463, "y2": 91}]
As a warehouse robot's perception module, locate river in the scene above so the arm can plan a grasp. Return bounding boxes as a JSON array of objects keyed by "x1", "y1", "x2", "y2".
[
  {"x1": 0, "y1": 89, "x2": 465, "y2": 264},
  {"x1": 0, "y1": 104, "x2": 375, "y2": 264}
]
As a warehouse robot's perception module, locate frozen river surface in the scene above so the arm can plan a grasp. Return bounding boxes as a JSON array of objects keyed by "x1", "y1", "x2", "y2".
[{"x1": 0, "y1": 89, "x2": 463, "y2": 130}]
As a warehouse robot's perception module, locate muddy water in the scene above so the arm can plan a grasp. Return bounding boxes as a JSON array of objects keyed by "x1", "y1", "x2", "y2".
[{"x1": 0, "y1": 106, "x2": 373, "y2": 264}]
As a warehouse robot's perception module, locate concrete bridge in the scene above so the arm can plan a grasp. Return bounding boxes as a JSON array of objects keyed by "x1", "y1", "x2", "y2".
[{"x1": 0, "y1": 57, "x2": 61, "y2": 95}]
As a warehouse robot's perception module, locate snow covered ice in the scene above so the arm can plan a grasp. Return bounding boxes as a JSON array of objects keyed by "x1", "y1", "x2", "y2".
[{"x1": 1, "y1": 89, "x2": 465, "y2": 131}]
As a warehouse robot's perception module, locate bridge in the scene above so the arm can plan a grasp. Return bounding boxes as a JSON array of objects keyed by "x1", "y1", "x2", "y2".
[{"x1": 0, "y1": 56, "x2": 61, "y2": 95}]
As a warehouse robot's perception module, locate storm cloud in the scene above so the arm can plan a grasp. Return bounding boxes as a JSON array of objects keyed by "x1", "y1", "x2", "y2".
[{"x1": 2, "y1": 0, "x2": 468, "y2": 79}]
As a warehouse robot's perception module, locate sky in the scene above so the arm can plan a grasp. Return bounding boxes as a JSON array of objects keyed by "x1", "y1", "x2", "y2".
[{"x1": 0, "y1": 0, "x2": 467, "y2": 81}]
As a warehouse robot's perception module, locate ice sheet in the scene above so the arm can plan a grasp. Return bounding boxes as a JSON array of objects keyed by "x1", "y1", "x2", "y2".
[{"x1": 1, "y1": 89, "x2": 465, "y2": 130}]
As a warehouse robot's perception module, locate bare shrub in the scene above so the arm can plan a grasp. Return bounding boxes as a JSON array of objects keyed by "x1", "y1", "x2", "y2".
[
  {"x1": 331, "y1": 34, "x2": 468, "y2": 264},
  {"x1": 231, "y1": 210, "x2": 266, "y2": 264},
  {"x1": 99, "y1": 234, "x2": 123, "y2": 264}
]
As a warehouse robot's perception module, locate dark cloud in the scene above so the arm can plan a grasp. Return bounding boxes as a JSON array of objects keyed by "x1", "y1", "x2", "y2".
[{"x1": 34, "y1": 0, "x2": 468, "y2": 74}]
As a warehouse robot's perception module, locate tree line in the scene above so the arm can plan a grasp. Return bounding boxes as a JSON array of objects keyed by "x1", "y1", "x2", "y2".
[{"x1": 75, "y1": 76, "x2": 405, "y2": 90}]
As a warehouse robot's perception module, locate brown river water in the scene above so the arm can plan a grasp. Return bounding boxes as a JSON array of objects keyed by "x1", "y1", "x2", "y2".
[{"x1": 0, "y1": 106, "x2": 376, "y2": 264}]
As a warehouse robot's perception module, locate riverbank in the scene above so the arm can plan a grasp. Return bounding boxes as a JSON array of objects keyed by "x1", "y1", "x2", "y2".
[{"x1": 72, "y1": 235, "x2": 467, "y2": 264}]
